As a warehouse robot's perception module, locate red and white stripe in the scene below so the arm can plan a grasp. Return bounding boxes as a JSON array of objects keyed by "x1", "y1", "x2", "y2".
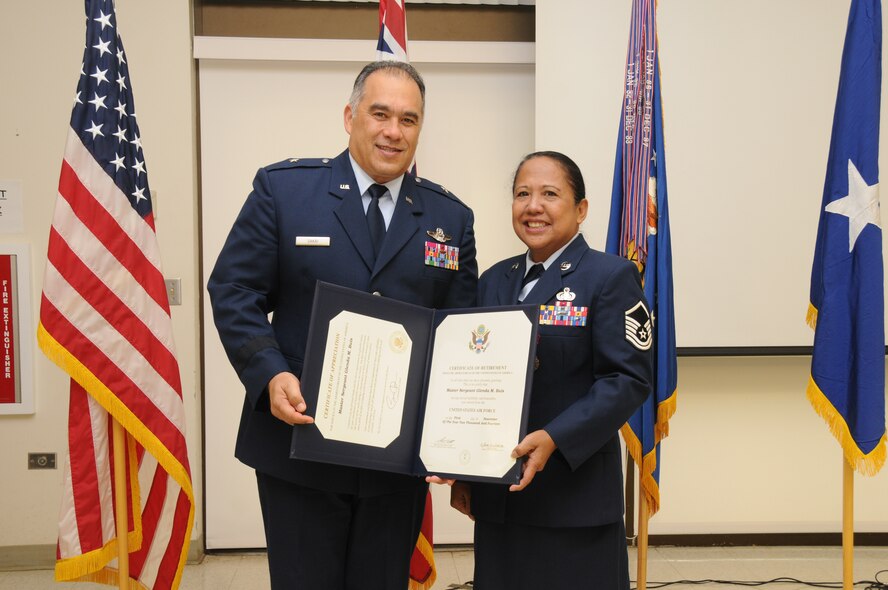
[
  {"x1": 378, "y1": 0, "x2": 409, "y2": 61},
  {"x1": 39, "y1": 129, "x2": 193, "y2": 589}
]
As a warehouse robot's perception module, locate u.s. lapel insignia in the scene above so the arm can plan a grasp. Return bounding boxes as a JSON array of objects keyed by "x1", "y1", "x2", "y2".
[
  {"x1": 406, "y1": 196, "x2": 414, "y2": 205},
  {"x1": 339, "y1": 183, "x2": 350, "y2": 190},
  {"x1": 511, "y1": 262, "x2": 520, "y2": 271},
  {"x1": 625, "y1": 301, "x2": 653, "y2": 351},
  {"x1": 556, "y1": 287, "x2": 576, "y2": 302},
  {"x1": 560, "y1": 261, "x2": 572, "y2": 271},
  {"x1": 426, "y1": 228, "x2": 452, "y2": 243}
]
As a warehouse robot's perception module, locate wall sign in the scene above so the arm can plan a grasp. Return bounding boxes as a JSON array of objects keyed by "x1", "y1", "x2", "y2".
[{"x1": 0, "y1": 244, "x2": 33, "y2": 415}]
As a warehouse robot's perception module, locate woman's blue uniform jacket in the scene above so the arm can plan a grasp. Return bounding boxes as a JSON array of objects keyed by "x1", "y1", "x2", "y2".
[{"x1": 471, "y1": 235, "x2": 653, "y2": 528}]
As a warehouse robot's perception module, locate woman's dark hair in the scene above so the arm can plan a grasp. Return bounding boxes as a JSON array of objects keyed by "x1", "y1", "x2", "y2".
[{"x1": 512, "y1": 151, "x2": 586, "y2": 204}]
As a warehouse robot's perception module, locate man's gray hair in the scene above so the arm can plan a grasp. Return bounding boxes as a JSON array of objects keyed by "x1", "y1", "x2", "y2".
[{"x1": 348, "y1": 61, "x2": 426, "y2": 116}]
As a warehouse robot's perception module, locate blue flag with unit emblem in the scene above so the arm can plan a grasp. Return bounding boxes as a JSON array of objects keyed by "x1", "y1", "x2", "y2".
[
  {"x1": 606, "y1": 0, "x2": 677, "y2": 516},
  {"x1": 807, "y1": 0, "x2": 886, "y2": 476}
]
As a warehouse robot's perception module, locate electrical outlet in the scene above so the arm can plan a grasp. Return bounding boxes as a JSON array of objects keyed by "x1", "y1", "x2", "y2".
[
  {"x1": 28, "y1": 453, "x2": 56, "y2": 470},
  {"x1": 165, "y1": 278, "x2": 182, "y2": 306}
]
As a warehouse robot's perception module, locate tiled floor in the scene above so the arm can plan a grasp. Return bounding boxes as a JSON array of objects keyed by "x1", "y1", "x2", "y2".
[{"x1": 0, "y1": 545, "x2": 885, "y2": 589}]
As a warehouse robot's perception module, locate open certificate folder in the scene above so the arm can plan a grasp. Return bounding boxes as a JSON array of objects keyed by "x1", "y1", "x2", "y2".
[{"x1": 291, "y1": 281, "x2": 539, "y2": 484}]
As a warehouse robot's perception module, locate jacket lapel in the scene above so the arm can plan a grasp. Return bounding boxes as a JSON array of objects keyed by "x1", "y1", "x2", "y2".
[
  {"x1": 372, "y1": 174, "x2": 423, "y2": 276},
  {"x1": 522, "y1": 235, "x2": 590, "y2": 306},
  {"x1": 330, "y1": 152, "x2": 375, "y2": 272},
  {"x1": 498, "y1": 258, "x2": 526, "y2": 306}
]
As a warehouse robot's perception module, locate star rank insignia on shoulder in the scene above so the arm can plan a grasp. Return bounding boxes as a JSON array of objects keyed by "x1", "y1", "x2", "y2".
[{"x1": 624, "y1": 300, "x2": 653, "y2": 351}]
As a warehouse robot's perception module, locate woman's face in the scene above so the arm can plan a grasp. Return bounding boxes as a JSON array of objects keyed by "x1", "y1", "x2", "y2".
[{"x1": 511, "y1": 156, "x2": 588, "y2": 262}]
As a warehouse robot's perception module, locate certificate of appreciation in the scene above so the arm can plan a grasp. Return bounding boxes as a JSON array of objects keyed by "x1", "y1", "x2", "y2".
[
  {"x1": 291, "y1": 282, "x2": 538, "y2": 484},
  {"x1": 315, "y1": 312, "x2": 411, "y2": 448}
]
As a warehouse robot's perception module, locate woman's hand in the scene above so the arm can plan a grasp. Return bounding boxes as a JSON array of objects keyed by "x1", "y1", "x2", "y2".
[{"x1": 509, "y1": 429, "x2": 556, "y2": 492}]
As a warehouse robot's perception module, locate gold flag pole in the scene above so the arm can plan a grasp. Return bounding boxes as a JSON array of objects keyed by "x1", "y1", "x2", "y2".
[
  {"x1": 112, "y1": 419, "x2": 130, "y2": 589},
  {"x1": 636, "y1": 473, "x2": 649, "y2": 590},
  {"x1": 842, "y1": 457, "x2": 853, "y2": 590}
]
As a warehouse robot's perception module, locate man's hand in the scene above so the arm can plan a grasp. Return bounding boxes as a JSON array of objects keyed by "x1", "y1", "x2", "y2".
[
  {"x1": 425, "y1": 475, "x2": 456, "y2": 486},
  {"x1": 509, "y1": 429, "x2": 556, "y2": 492},
  {"x1": 268, "y1": 372, "x2": 314, "y2": 425},
  {"x1": 450, "y1": 481, "x2": 473, "y2": 520}
]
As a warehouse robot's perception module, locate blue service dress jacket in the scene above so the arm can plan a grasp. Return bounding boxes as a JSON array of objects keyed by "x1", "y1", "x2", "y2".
[
  {"x1": 208, "y1": 149, "x2": 478, "y2": 497},
  {"x1": 471, "y1": 235, "x2": 652, "y2": 528}
]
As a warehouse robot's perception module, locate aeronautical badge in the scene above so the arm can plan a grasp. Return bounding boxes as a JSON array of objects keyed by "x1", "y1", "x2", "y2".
[
  {"x1": 556, "y1": 287, "x2": 576, "y2": 302},
  {"x1": 425, "y1": 241, "x2": 459, "y2": 270},
  {"x1": 426, "y1": 227, "x2": 452, "y2": 243},
  {"x1": 470, "y1": 324, "x2": 491, "y2": 353},
  {"x1": 625, "y1": 301, "x2": 653, "y2": 351}
]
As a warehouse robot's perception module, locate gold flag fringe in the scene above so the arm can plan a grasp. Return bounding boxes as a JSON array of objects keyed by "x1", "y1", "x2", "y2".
[
  {"x1": 620, "y1": 424, "x2": 660, "y2": 516},
  {"x1": 806, "y1": 375, "x2": 886, "y2": 476},
  {"x1": 38, "y1": 323, "x2": 195, "y2": 589},
  {"x1": 806, "y1": 303, "x2": 818, "y2": 329},
  {"x1": 407, "y1": 531, "x2": 437, "y2": 590},
  {"x1": 654, "y1": 391, "x2": 677, "y2": 442},
  {"x1": 67, "y1": 567, "x2": 151, "y2": 590}
]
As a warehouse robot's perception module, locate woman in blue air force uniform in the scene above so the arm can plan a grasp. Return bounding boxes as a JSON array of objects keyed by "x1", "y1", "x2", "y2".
[{"x1": 450, "y1": 151, "x2": 653, "y2": 589}]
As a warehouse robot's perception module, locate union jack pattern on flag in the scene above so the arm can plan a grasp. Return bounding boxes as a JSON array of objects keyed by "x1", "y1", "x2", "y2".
[
  {"x1": 37, "y1": 1, "x2": 194, "y2": 588},
  {"x1": 807, "y1": 0, "x2": 886, "y2": 476},
  {"x1": 376, "y1": 2, "x2": 435, "y2": 588},
  {"x1": 606, "y1": 0, "x2": 677, "y2": 516},
  {"x1": 377, "y1": 0, "x2": 408, "y2": 62}
]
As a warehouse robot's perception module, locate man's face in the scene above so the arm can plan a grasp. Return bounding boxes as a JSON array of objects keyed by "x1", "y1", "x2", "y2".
[{"x1": 344, "y1": 71, "x2": 423, "y2": 184}]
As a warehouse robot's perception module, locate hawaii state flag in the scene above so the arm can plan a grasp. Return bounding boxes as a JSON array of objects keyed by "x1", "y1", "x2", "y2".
[
  {"x1": 37, "y1": 0, "x2": 194, "y2": 587},
  {"x1": 606, "y1": 0, "x2": 677, "y2": 516},
  {"x1": 376, "y1": 2, "x2": 436, "y2": 588},
  {"x1": 807, "y1": 0, "x2": 886, "y2": 476}
]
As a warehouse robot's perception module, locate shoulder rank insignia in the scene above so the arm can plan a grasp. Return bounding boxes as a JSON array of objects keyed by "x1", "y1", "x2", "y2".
[
  {"x1": 426, "y1": 228, "x2": 452, "y2": 243},
  {"x1": 625, "y1": 301, "x2": 653, "y2": 351},
  {"x1": 556, "y1": 287, "x2": 576, "y2": 302}
]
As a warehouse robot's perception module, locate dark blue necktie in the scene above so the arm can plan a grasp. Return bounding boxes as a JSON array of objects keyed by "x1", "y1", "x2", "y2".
[
  {"x1": 518, "y1": 263, "x2": 545, "y2": 302},
  {"x1": 366, "y1": 183, "x2": 387, "y2": 257}
]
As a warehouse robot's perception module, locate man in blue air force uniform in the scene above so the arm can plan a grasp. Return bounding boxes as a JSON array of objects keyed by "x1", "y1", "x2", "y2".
[{"x1": 207, "y1": 61, "x2": 478, "y2": 590}]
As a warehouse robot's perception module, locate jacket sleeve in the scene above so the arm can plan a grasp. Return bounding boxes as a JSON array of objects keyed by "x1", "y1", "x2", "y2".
[
  {"x1": 206, "y1": 167, "x2": 291, "y2": 409},
  {"x1": 544, "y1": 260, "x2": 654, "y2": 470}
]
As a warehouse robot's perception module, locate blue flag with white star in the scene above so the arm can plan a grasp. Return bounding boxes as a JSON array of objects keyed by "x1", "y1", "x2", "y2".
[
  {"x1": 606, "y1": 0, "x2": 677, "y2": 515},
  {"x1": 808, "y1": 0, "x2": 886, "y2": 476}
]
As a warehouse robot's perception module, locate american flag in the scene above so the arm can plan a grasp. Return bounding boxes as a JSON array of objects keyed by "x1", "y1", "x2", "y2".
[
  {"x1": 375, "y1": 2, "x2": 435, "y2": 588},
  {"x1": 37, "y1": 1, "x2": 194, "y2": 588}
]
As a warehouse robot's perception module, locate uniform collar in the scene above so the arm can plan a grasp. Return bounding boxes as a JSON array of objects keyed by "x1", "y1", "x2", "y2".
[
  {"x1": 348, "y1": 152, "x2": 404, "y2": 203},
  {"x1": 523, "y1": 232, "x2": 582, "y2": 276}
]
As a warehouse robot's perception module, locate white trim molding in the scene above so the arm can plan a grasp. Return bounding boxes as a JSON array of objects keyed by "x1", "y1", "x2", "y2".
[{"x1": 193, "y1": 37, "x2": 535, "y2": 65}]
